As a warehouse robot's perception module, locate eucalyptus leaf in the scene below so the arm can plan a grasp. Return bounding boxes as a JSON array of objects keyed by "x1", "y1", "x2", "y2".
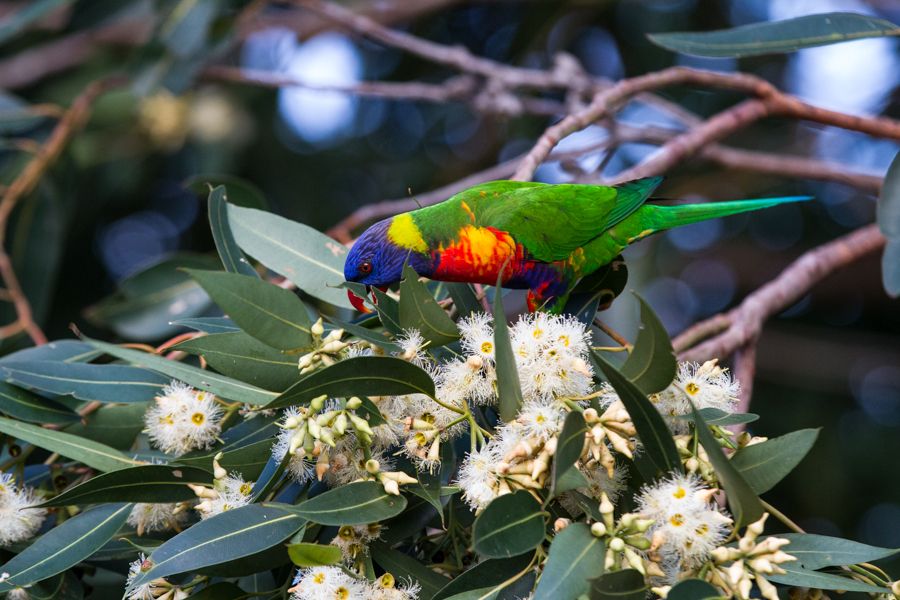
[
  {"x1": 774, "y1": 533, "x2": 898, "y2": 570},
  {"x1": 588, "y1": 569, "x2": 647, "y2": 600},
  {"x1": 0, "y1": 361, "x2": 168, "y2": 403},
  {"x1": 473, "y1": 491, "x2": 545, "y2": 558},
  {"x1": 532, "y1": 523, "x2": 604, "y2": 600},
  {"x1": 881, "y1": 150, "x2": 900, "y2": 238},
  {"x1": 0, "y1": 0, "x2": 75, "y2": 45},
  {"x1": 227, "y1": 204, "x2": 352, "y2": 309},
  {"x1": 186, "y1": 269, "x2": 312, "y2": 351},
  {"x1": 174, "y1": 331, "x2": 300, "y2": 391},
  {"x1": 446, "y1": 283, "x2": 482, "y2": 318},
  {"x1": 171, "y1": 316, "x2": 239, "y2": 334},
  {"x1": 326, "y1": 316, "x2": 401, "y2": 352},
  {"x1": 690, "y1": 402, "x2": 763, "y2": 528},
  {"x1": 551, "y1": 410, "x2": 588, "y2": 498},
  {"x1": 287, "y1": 542, "x2": 343, "y2": 567},
  {"x1": 127, "y1": 503, "x2": 305, "y2": 590},
  {"x1": 185, "y1": 174, "x2": 268, "y2": 209},
  {"x1": 187, "y1": 582, "x2": 246, "y2": 600},
  {"x1": 372, "y1": 286, "x2": 404, "y2": 335},
  {"x1": 593, "y1": 353, "x2": 681, "y2": 477},
  {"x1": 294, "y1": 481, "x2": 407, "y2": 525},
  {"x1": 665, "y1": 578, "x2": 720, "y2": 600},
  {"x1": 731, "y1": 429, "x2": 819, "y2": 494},
  {"x1": 767, "y1": 563, "x2": 890, "y2": 593},
  {"x1": 494, "y1": 283, "x2": 523, "y2": 423},
  {"x1": 0, "y1": 416, "x2": 141, "y2": 471},
  {"x1": 63, "y1": 402, "x2": 146, "y2": 450},
  {"x1": 0, "y1": 503, "x2": 131, "y2": 593},
  {"x1": 266, "y1": 356, "x2": 435, "y2": 410},
  {"x1": 619, "y1": 294, "x2": 676, "y2": 394},
  {"x1": 371, "y1": 542, "x2": 449, "y2": 600},
  {"x1": 0, "y1": 381, "x2": 80, "y2": 425},
  {"x1": 0, "y1": 340, "x2": 99, "y2": 363},
  {"x1": 434, "y1": 554, "x2": 534, "y2": 600},
  {"x1": 676, "y1": 408, "x2": 759, "y2": 426},
  {"x1": 85, "y1": 336, "x2": 278, "y2": 405},
  {"x1": 883, "y1": 238, "x2": 900, "y2": 297},
  {"x1": 648, "y1": 12, "x2": 900, "y2": 57},
  {"x1": 399, "y1": 264, "x2": 459, "y2": 346},
  {"x1": 40, "y1": 465, "x2": 213, "y2": 507},
  {"x1": 208, "y1": 185, "x2": 258, "y2": 277}
]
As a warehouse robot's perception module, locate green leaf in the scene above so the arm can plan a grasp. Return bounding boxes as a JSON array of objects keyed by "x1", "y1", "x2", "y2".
[
  {"x1": 127, "y1": 503, "x2": 305, "y2": 590},
  {"x1": 265, "y1": 356, "x2": 435, "y2": 410},
  {"x1": 731, "y1": 429, "x2": 819, "y2": 494},
  {"x1": 444, "y1": 574, "x2": 536, "y2": 600},
  {"x1": 171, "y1": 316, "x2": 239, "y2": 334},
  {"x1": 473, "y1": 491, "x2": 545, "y2": 558},
  {"x1": 588, "y1": 569, "x2": 647, "y2": 599},
  {"x1": 0, "y1": 503, "x2": 131, "y2": 593},
  {"x1": 186, "y1": 269, "x2": 312, "y2": 351},
  {"x1": 294, "y1": 481, "x2": 407, "y2": 525},
  {"x1": 1, "y1": 340, "x2": 100, "y2": 363},
  {"x1": 85, "y1": 337, "x2": 278, "y2": 405},
  {"x1": 40, "y1": 465, "x2": 213, "y2": 507},
  {"x1": 208, "y1": 185, "x2": 258, "y2": 278},
  {"x1": 447, "y1": 283, "x2": 482, "y2": 318},
  {"x1": 371, "y1": 542, "x2": 449, "y2": 600},
  {"x1": 0, "y1": 0, "x2": 74, "y2": 45},
  {"x1": 883, "y1": 237, "x2": 900, "y2": 298},
  {"x1": 399, "y1": 265, "x2": 460, "y2": 346},
  {"x1": 185, "y1": 174, "x2": 268, "y2": 210},
  {"x1": 690, "y1": 402, "x2": 763, "y2": 528},
  {"x1": 0, "y1": 361, "x2": 168, "y2": 403},
  {"x1": 227, "y1": 204, "x2": 352, "y2": 309},
  {"x1": 767, "y1": 563, "x2": 890, "y2": 593},
  {"x1": 174, "y1": 332, "x2": 300, "y2": 391},
  {"x1": 532, "y1": 523, "x2": 605, "y2": 600},
  {"x1": 593, "y1": 353, "x2": 681, "y2": 477},
  {"x1": 84, "y1": 253, "x2": 216, "y2": 341},
  {"x1": 775, "y1": 533, "x2": 899, "y2": 570},
  {"x1": 648, "y1": 12, "x2": 900, "y2": 58},
  {"x1": 0, "y1": 416, "x2": 140, "y2": 471},
  {"x1": 63, "y1": 402, "x2": 146, "y2": 450},
  {"x1": 370, "y1": 286, "x2": 403, "y2": 335},
  {"x1": 666, "y1": 578, "x2": 720, "y2": 600},
  {"x1": 188, "y1": 582, "x2": 246, "y2": 600},
  {"x1": 0, "y1": 381, "x2": 80, "y2": 425},
  {"x1": 160, "y1": 0, "x2": 219, "y2": 57},
  {"x1": 551, "y1": 410, "x2": 588, "y2": 498},
  {"x1": 620, "y1": 294, "x2": 676, "y2": 394},
  {"x1": 880, "y1": 151, "x2": 900, "y2": 238},
  {"x1": 494, "y1": 287, "x2": 523, "y2": 423},
  {"x1": 676, "y1": 408, "x2": 759, "y2": 427},
  {"x1": 326, "y1": 316, "x2": 401, "y2": 353},
  {"x1": 288, "y1": 542, "x2": 343, "y2": 567},
  {"x1": 434, "y1": 554, "x2": 534, "y2": 600}
]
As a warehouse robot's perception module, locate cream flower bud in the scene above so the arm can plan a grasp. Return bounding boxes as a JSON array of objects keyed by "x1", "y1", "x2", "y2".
[
  {"x1": 349, "y1": 414, "x2": 374, "y2": 436},
  {"x1": 346, "y1": 397, "x2": 363, "y2": 410},
  {"x1": 311, "y1": 318, "x2": 325, "y2": 337},
  {"x1": 323, "y1": 328, "x2": 344, "y2": 343},
  {"x1": 590, "y1": 522, "x2": 607, "y2": 537},
  {"x1": 365, "y1": 459, "x2": 380, "y2": 474},
  {"x1": 609, "y1": 537, "x2": 625, "y2": 552},
  {"x1": 309, "y1": 395, "x2": 327, "y2": 412}
]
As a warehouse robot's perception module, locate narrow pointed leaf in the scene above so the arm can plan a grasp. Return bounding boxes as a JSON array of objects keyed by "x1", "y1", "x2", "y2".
[
  {"x1": 0, "y1": 503, "x2": 131, "y2": 593},
  {"x1": 731, "y1": 428, "x2": 819, "y2": 494},
  {"x1": 676, "y1": 408, "x2": 759, "y2": 426},
  {"x1": 40, "y1": 465, "x2": 213, "y2": 507},
  {"x1": 589, "y1": 569, "x2": 647, "y2": 599},
  {"x1": 0, "y1": 361, "x2": 168, "y2": 403},
  {"x1": 447, "y1": 283, "x2": 482, "y2": 318},
  {"x1": 265, "y1": 356, "x2": 435, "y2": 409},
  {"x1": 1, "y1": 340, "x2": 99, "y2": 363},
  {"x1": 666, "y1": 579, "x2": 720, "y2": 600},
  {"x1": 434, "y1": 554, "x2": 534, "y2": 600},
  {"x1": 126, "y1": 503, "x2": 305, "y2": 590},
  {"x1": 882, "y1": 239, "x2": 900, "y2": 297},
  {"x1": 648, "y1": 12, "x2": 900, "y2": 58},
  {"x1": 880, "y1": 151, "x2": 900, "y2": 238},
  {"x1": 227, "y1": 204, "x2": 352, "y2": 308},
  {"x1": 620, "y1": 294, "x2": 676, "y2": 394},
  {"x1": 372, "y1": 286, "x2": 404, "y2": 335},
  {"x1": 593, "y1": 353, "x2": 681, "y2": 477},
  {"x1": 690, "y1": 402, "x2": 763, "y2": 528},
  {"x1": 0, "y1": 381, "x2": 80, "y2": 424},
  {"x1": 186, "y1": 269, "x2": 311, "y2": 351},
  {"x1": 326, "y1": 316, "x2": 401, "y2": 352},
  {"x1": 494, "y1": 282, "x2": 523, "y2": 422},
  {"x1": 767, "y1": 563, "x2": 890, "y2": 593},
  {"x1": 288, "y1": 543, "x2": 343, "y2": 567},
  {"x1": 399, "y1": 264, "x2": 459, "y2": 346},
  {"x1": 774, "y1": 533, "x2": 899, "y2": 570},
  {"x1": 0, "y1": 416, "x2": 140, "y2": 471},
  {"x1": 171, "y1": 316, "x2": 239, "y2": 334},
  {"x1": 174, "y1": 331, "x2": 300, "y2": 391},
  {"x1": 294, "y1": 481, "x2": 407, "y2": 525},
  {"x1": 208, "y1": 186, "x2": 258, "y2": 277},
  {"x1": 551, "y1": 410, "x2": 588, "y2": 498},
  {"x1": 85, "y1": 336, "x2": 278, "y2": 405},
  {"x1": 473, "y1": 491, "x2": 545, "y2": 558},
  {"x1": 371, "y1": 541, "x2": 449, "y2": 599},
  {"x1": 532, "y1": 523, "x2": 605, "y2": 600}
]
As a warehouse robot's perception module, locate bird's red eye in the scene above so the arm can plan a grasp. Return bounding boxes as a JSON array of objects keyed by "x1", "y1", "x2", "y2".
[{"x1": 359, "y1": 261, "x2": 373, "y2": 275}]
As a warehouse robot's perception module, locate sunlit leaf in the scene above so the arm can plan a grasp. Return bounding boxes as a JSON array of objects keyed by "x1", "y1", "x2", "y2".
[
  {"x1": 768, "y1": 563, "x2": 890, "y2": 593},
  {"x1": 399, "y1": 265, "x2": 459, "y2": 346},
  {"x1": 731, "y1": 428, "x2": 819, "y2": 494},
  {"x1": 649, "y1": 12, "x2": 900, "y2": 57},
  {"x1": 620, "y1": 293, "x2": 676, "y2": 394},
  {"x1": 294, "y1": 481, "x2": 407, "y2": 525},
  {"x1": 287, "y1": 543, "x2": 343, "y2": 567},
  {"x1": 551, "y1": 410, "x2": 588, "y2": 498},
  {"x1": 473, "y1": 491, "x2": 545, "y2": 558},
  {"x1": 494, "y1": 285, "x2": 523, "y2": 423},
  {"x1": 532, "y1": 523, "x2": 604, "y2": 600}
]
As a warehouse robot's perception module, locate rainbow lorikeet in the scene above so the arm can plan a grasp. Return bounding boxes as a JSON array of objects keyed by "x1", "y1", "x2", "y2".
[{"x1": 344, "y1": 177, "x2": 810, "y2": 313}]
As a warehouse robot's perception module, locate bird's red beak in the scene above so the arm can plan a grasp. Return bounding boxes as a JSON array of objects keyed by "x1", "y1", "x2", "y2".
[{"x1": 347, "y1": 285, "x2": 388, "y2": 313}]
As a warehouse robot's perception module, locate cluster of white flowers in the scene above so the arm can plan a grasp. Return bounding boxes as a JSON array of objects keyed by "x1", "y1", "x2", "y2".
[
  {"x1": 144, "y1": 381, "x2": 223, "y2": 456},
  {"x1": 188, "y1": 454, "x2": 253, "y2": 519},
  {"x1": 332, "y1": 523, "x2": 382, "y2": 563},
  {"x1": 289, "y1": 568, "x2": 419, "y2": 600},
  {"x1": 0, "y1": 471, "x2": 46, "y2": 546},
  {"x1": 650, "y1": 360, "x2": 740, "y2": 428},
  {"x1": 636, "y1": 473, "x2": 732, "y2": 572},
  {"x1": 125, "y1": 553, "x2": 191, "y2": 600},
  {"x1": 127, "y1": 502, "x2": 188, "y2": 536}
]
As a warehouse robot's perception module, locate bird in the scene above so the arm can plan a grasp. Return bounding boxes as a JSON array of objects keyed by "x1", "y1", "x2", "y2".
[{"x1": 344, "y1": 177, "x2": 810, "y2": 313}]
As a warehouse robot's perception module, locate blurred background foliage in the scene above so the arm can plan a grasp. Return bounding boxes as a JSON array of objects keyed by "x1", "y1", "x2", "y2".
[{"x1": 0, "y1": 0, "x2": 898, "y2": 577}]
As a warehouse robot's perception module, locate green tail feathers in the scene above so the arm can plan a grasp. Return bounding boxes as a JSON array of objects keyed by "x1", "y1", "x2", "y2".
[{"x1": 640, "y1": 195, "x2": 812, "y2": 233}]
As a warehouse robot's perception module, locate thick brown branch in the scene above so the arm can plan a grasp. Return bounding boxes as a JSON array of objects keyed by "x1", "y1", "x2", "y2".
[{"x1": 675, "y1": 224, "x2": 886, "y2": 362}]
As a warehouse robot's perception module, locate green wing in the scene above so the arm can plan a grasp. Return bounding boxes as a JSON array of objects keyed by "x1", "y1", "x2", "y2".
[{"x1": 476, "y1": 177, "x2": 663, "y2": 262}]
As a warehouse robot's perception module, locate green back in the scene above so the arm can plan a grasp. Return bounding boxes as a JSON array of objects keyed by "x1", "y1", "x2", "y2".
[{"x1": 409, "y1": 177, "x2": 663, "y2": 262}]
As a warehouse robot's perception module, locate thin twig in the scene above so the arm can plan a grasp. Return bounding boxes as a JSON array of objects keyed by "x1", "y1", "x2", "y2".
[{"x1": 593, "y1": 318, "x2": 631, "y2": 348}]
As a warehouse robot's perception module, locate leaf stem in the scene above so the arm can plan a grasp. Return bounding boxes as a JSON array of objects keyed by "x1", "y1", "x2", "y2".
[{"x1": 759, "y1": 499, "x2": 804, "y2": 534}]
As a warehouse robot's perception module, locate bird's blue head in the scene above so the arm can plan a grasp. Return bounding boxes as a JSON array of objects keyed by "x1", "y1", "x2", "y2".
[{"x1": 343, "y1": 218, "x2": 431, "y2": 312}]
